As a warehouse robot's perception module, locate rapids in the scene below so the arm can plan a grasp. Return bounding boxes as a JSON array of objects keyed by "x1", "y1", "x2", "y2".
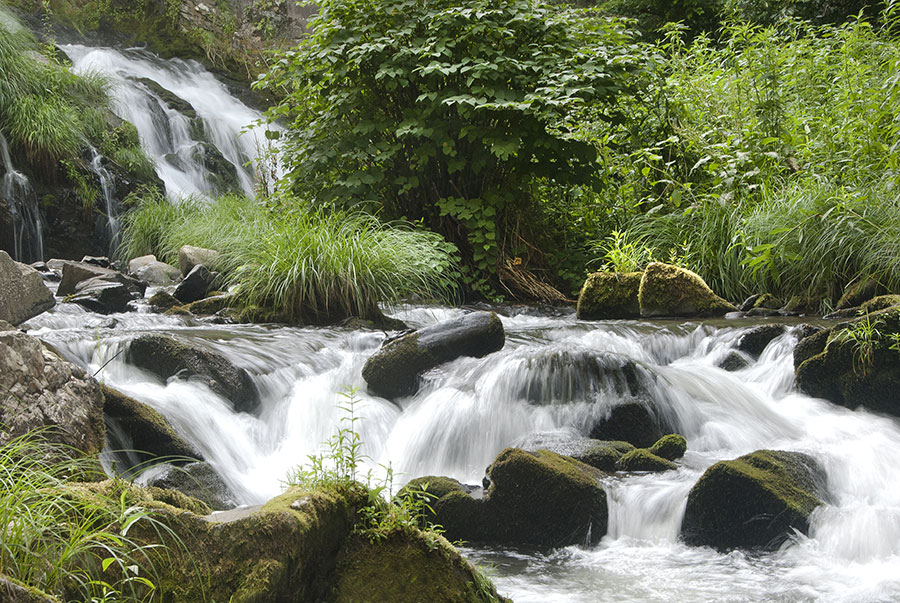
[{"x1": 22, "y1": 301, "x2": 900, "y2": 602}]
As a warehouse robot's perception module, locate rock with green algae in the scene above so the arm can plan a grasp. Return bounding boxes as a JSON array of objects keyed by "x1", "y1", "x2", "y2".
[
  {"x1": 0, "y1": 575, "x2": 59, "y2": 603},
  {"x1": 836, "y1": 278, "x2": 887, "y2": 310},
  {"x1": 616, "y1": 448, "x2": 677, "y2": 472},
  {"x1": 362, "y1": 311, "x2": 505, "y2": 400},
  {"x1": 638, "y1": 262, "x2": 735, "y2": 318},
  {"x1": 328, "y1": 530, "x2": 509, "y2": 603},
  {"x1": 681, "y1": 450, "x2": 825, "y2": 550},
  {"x1": 648, "y1": 434, "x2": 687, "y2": 461},
  {"x1": 795, "y1": 308, "x2": 900, "y2": 416},
  {"x1": 576, "y1": 271, "x2": 642, "y2": 320}
]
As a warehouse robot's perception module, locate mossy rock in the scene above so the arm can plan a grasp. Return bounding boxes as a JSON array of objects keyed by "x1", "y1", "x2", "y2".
[
  {"x1": 362, "y1": 311, "x2": 504, "y2": 400},
  {"x1": 0, "y1": 574, "x2": 60, "y2": 603},
  {"x1": 793, "y1": 327, "x2": 830, "y2": 369},
  {"x1": 648, "y1": 434, "x2": 687, "y2": 461},
  {"x1": 516, "y1": 431, "x2": 634, "y2": 472},
  {"x1": 589, "y1": 400, "x2": 662, "y2": 448},
  {"x1": 185, "y1": 292, "x2": 235, "y2": 316},
  {"x1": 784, "y1": 295, "x2": 822, "y2": 314},
  {"x1": 859, "y1": 294, "x2": 900, "y2": 314},
  {"x1": 717, "y1": 350, "x2": 750, "y2": 371},
  {"x1": 681, "y1": 450, "x2": 825, "y2": 550},
  {"x1": 836, "y1": 278, "x2": 886, "y2": 310},
  {"x1": 576, "y1": 271, "x2": 642, "y2": 320},
  {"x1": 329, "y1": 530, "x2": 508, "y2": 603},
  {"x1": 102, "y1": 384, "x2": 201, "y2": 469},
  {"x1": 752, "y1": 293, "x2": 783, "y2": 310},
  {"x1": 145, "y1": 461, "x2": 236, "y2": 511},
  {"x1": 736, "y1": 324, "x2": 787, "y2": 358},
  {"x1": 148, "y1": 290, "x2": 182, "y2": 312},
  {"x1": 616, "y1": 448, "x2": 677, "y2": 472},
  {"x1": 638, "y1": 262, "x2": 735, "y2": 318}
]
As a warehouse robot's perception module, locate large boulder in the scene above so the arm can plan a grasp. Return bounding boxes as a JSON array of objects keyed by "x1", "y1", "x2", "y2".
[
  {"x1": 638, "y1": 262, "x2": 735, "y2": 318},
  {"x1": 0, "y1": 323, "x2": 105, "y2": 455},
  {"x1": 173, "y1": 264, "x2": 217, "y2": 304},
  {"x1": 362, "y1": 311, "x2": 505, "y2": 399},
  {"x1": 576, "y1": 271, "x2": 642, "y2": 320},
  {"x1": 178, "y1": 245, "x2": 221, "y2": 276},
  {"x1": 144, "y1": 461, "x2": 235, "y2": 511},
  {"x1": 102, "y1": 384, "x2": 201, "y2": 465},
  {"x1": 795, "y1": 308, "x2": 900, "y2": 415},
  {"x1": 129, "y1": 254, "x2": 181, "y2": 285},
  {"x1": 409, "y1": 448, "x2": 608, "y2": 547},
  {"x1": 681, "y1": 450, "x2": 826, "y2": 550},
  {"x1": 126, "y1": 334, "x2": 260, "y2": 413},
  {"x1": 0, "y1": 251, "x2": 55, "y2": 325},
  {"x1": 589, "y1": 400, "x2": 662, "y2": 448},
  {"x1": 57, "y1": 261, "x2": 146, "y2": 297},
  {"x1": 67, "y1": 276, "x2": 138, "y2": 314}
]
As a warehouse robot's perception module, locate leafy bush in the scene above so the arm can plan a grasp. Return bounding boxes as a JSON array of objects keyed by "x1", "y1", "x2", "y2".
[
  {"x1": 257, "y1": 0, "x2": 648, "y2": 295},
  {"x1": 119, "y1": 193, "x2": 458, "y2": 321}
]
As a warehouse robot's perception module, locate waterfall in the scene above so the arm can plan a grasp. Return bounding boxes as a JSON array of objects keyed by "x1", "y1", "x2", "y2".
[
  {"x1": 0, "y1": 131, "x2": 43, "y2": 263},
  {"x1": 22, "y1": 306, "x2": 900, "y2": 602},
  {"x1": 62, "y1": 45, "x2": 275, "y2": 200},
  {"x1": 87, "y1": 146, "x2": 121, "y2": 253}
]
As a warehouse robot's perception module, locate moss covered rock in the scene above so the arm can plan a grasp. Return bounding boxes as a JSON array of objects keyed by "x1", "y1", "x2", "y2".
[
  {"x1": 638, "y1": 262, "x2": 735, "y2": 318},
  {"x1": 0, "y1": 575, "x2": 60, "y2": 603},
  {"x1": 836, "y1": 278, "x2": 887, "y2": 310},
  {"x1": 648, "y1": 434, "x2": 687, "y2": 461},
  {"x1": 329, "y1": 530, "x2": 507, "y2": 603},
  {"x1": 576, "y1": 271, "x2": 642, "y2": 320},
  {"x1": 859, "y1": 294, "x2": 900, "y2": 314},
  {"x1": 362, "y1": 311, "x2": 504, "y2": 400},
  {"x1": 616, "y1": 448, "x2": 677, "y2": 472},
  {"x1": 681, "y1": 450, "x2": 825, "y2": 550},
  {"x1": 516, "y1": 432, "x2": 635, "y2": 471},
  {"x1": 144, "y1": 461, "x2": 236, "y2": 511},
  {"x1": 589, "y1": 400, "x2": 662, "y2": 448}
]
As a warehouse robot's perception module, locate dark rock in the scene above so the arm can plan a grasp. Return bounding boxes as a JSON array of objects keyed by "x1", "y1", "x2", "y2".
[
  {"x1": 0, "y1": 251, "x2": 55, "y2": 325},
  {"x1": 681, "y1": 450, "x2": 826, "y2": 550},
  {"x1": 515, "y1": 431, "x2": 635, "y2": 471},
  {"x1": 174, "y1": 264, "x2": 217, "y2": 304},
  {"x1": 590, "y1": 400, "x2": 662, "y2": 448},
  {"x1": 736, "y1": 325, "x2": 787, "y2": 358},
  {"x1": 148, "y1": 290, "x2": 182, "y2": 313},
  {"x1": 648, "y1": 433, "x2": 687, "y2": 461},
  {"x1": 362, "y1": 311, "x2": 505, "y2": 399},
  {"x1": 576, "y1": 271, "x2": 642, "y2": 320},
  {"x1": 793, "y1": 327, "x2": 830, "y2": 369},
  {"x1": 145, "y1": 461, "x2": 235, "y2": 510},
  {"x1": 784, "y1": 295, "x2": 820, "y2": 315},
  {"x1": 638, "y1": 262, "x2": 735, "y2": 318},
  {"x1": 718, "y1": 350, "x2": 750, "y2": 371},
  {"x1": 68, "y1": 276, "x2": 137, "y2": 314},
  {"x1": 126, "y1": 334, "x2": 259, "y2": 413},
  {"x1": 739, "y1": 294, "x2": 762, "y2": 312},
  {"x1": 57, "y1": 261, "x2": 146, "y2": 297},
  {"x1": 616, "y1": 448, "x2": 676, "y2": 472},
  {"x1": 102, "y1": 384, "x2": 201, "y2": 464},
  {"x1": 186, "y1": 292, "x2": 235, "y2": 316},
  {"x1": 0, "y1": 326, "x2": 105, "y2": 455}
]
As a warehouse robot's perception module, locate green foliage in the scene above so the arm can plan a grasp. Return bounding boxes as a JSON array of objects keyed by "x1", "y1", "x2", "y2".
[
  {"x1": 833, "y1": 310, "x2": 882, "y2": 376},
  {"x1": 595, "y1": 229, "x2": 655, "y2": 272},
  {"x1": 0, "y1": 429, "x2": 162, "y2": 602},
  {"x1": 257, "y1": 0, "x2": 647, "y2": 295},
  {"x1": 118, "y1": 192, "x2": 458, "y2": 322}
]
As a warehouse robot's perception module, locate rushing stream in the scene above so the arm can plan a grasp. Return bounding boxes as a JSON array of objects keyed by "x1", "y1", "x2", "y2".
[{"x1": 21, "y1": 299, "x2": 900, "y2": 602}]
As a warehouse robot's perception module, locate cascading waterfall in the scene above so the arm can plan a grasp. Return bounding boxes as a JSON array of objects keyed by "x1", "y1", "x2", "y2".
[
  {"x1": 0, "y1": 131, "x2": 43, "y2": 262},
  {"x1": 62, "y1": 45, "x2": 275, "y2": 200},
  {"x1": 87, "y1": 146, "x2": 121, "y2": 253},
  {"x1": 22, "y1": 303, "x2": 900, "y2": 602}
]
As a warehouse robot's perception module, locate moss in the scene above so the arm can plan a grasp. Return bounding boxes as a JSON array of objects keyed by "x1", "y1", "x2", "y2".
[
  {"x1": 61, "y1": 479, "x2": 211, "y2": 515},
  {"x1": 580, "y1": 440, "x2": 634, "y2": 471},
  {"x1": 402, "y1": 476, "x2": 471, "y2": 500},
  {"x1": 185, "y1": 292, "x2": 234, "y2": 316},
  {"x1": 784, "y1": 294, "x2": 822, "y2": 314},
  {"x1": 836, "y1": 278, "x2": 886, "y2": 310},
  {"x1": 681, "y1": 450, "x2": 824, "y2": 550},
  {"x1": 752, "y1": 293, "x2": 782, "y2": 309},
  {"x1": 616, "y1": 448, "x2": 677, "y2": 472},
  {"x1": 362, "y1": 332, "x2": 431, "y2": 399},
  {"x1": 793, "y1": 327, "x2": 831, "y2": 369},
  {"x1": 0, "y1": 574, "x2": 61, "y2": 603},
  {"x1": 859, "y1": 294, "x2": 900, "y2": 314},
  {"x1": 648, "y1": 434, "x2": 687, "y2": 461},
  {"x1": 148, "y1": 290, "x2": 181, "y2": 312},
  {"x1": 576, "y1": 271, "x2": 642, "y2": 320},
  {"x1": 638, "y1": 262, "x2": 736, "y2": 318}
]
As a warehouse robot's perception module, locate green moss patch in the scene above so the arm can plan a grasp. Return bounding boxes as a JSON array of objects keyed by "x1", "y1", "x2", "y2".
[{"x1": 576, "y1": 271, "x2": 642, "y2": 320}]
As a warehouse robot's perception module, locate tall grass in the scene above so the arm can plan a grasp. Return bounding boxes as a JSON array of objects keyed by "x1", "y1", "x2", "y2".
[
  {"x1": 0, "y1": 429, "x2": 164, "y2": 601},
  {"x1": 119, "y1": 193, "x2": 459, "y2": 321}
]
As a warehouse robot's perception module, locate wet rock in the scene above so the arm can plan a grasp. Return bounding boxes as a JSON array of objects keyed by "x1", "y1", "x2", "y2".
[
  {"x1": 616, "y1": 448, "x2": 676, "y2": 472},
  {"x1": 129, "y1": 254, "x2": 181, "y2": 285},
  {"x1": 185, "y1": 292, "x2": 235, "y2": 316},
  {"x1": 57, "y1": 260, "x2": 146, "y2": 298},
  {"x1": 68, "y1": 276, "x2": 138, "y2": 314},
  {"x1": 576, "y1": 271, "x2": 642, "y2": 320},
  {"x1": 362, "y1": 311, "x2": 505, "y2": 399},
  {"x1": 102, "y1": 384, "x2": 201, "y2": 465},
  {"x1": 0, "y1": 325, "x2": 104, "y2": 455},
  {"x1": 638, "y1": 262, "x2": 735, "y2": 318},
  {"x1": 681, "y1": 450, "x2": 825, "y2": 550},
  {"x1": 648, "y1": 433, "x2": 687, "y2": 461},
  {"x1": 736, "y1": 325, "x2": 787, "y2": 358},
  {"x1": 739, "y1": 294, "x2": 762, "y2": 312},
  {"x1": 126, "y1": 334, "x2": 259, "y2": 413},
  {"x1": 178, "y1": 245, "x2": 220, "y2": 277},
  {"x1": 145, "y1": 461, "x2": 235, "y2": 510},
  {"x1": 174, "y1": 264, "x2": 217, "y2": 304},
  {"x1": 515, "y1": 431, "x2": 635, "y2": 472},
  {"x1": 784, "y1": 295, "x2": 820, "y2": 315},
  {"x1": 717, "y1": 350, "x2": 750, "y2": 371},
  {"x1": 836, "y1": 278, "x2": 886, "y2": 310},
  {"x1": 589, "y1": 400, "x2": 662, "y2": 448},
  {"x1": 148, "y1": 290, "x2": 182, "y2": 313},
  {"x1": 793, "y1": 327, "x2": 830, "y2": 369},
  {"x1": 0, "y1": 251, "x2": 55, "y2": 325}
]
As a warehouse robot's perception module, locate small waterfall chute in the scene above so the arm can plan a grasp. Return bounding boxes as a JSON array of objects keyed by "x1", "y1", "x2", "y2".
[{"x1": 0, "y1": 131, "x2": 43, "y2": 262}]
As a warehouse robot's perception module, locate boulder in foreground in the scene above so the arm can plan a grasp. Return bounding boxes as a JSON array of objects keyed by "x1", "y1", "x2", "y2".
[{"x1": 0, "y1": 251, "x2": 55, "y2": 325}]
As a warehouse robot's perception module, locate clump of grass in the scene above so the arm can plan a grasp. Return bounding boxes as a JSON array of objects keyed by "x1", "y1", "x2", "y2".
[
  {"x1": 0, "y1": 428, "x2": 164, "y2": 602},
  {"x1": 119, "y1": 192, "x2": 459, "y2": 322}
]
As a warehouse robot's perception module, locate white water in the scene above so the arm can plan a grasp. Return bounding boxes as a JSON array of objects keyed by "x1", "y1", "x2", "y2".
[
  {"x1": 22, "y1": 305, "x2": 900, "y2": 601},
  {"x1": 62, "y1": 45, "x2": 274, "y2": 199},
  {"x1": 87, "y1": 145, "x2": 121, "y2": 253},
  {"x1": 0, "y1": 131, "x2": 43, "y2": 262}
]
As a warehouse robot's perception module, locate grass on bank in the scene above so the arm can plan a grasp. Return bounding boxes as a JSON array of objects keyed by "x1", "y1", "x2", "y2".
[
  {"x1": 0, "y1": 429, "x2": 165, "y2": 602},
  {"x1": 118, "y1": 192, "x2": 459, "y2": 322}
]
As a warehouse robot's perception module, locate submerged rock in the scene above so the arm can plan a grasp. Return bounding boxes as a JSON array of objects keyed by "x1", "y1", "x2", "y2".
[
  {"x1": 576, "y1": 271, "x2": 642, "y2": 320},
  {"x1": 0, "y1": 251, "x2": 55, "y2": 325},
  {"x1": 638, "y1": 262, "x2": 735, "y2": 318},
  {"x1": 362, "y1": 311, "x2": 505, "y2": 400},
  {"x1": 681, "y1": 449, "x2": 825, "y2": 550},
  {"x1": 0, "y1": 324, "x2": 104, "y2": 455},
  {"x1": 126, "y1": 334, "x2": 259, "y2": 413},
  {"x1": 589, "y1": 400, "x2": 662, "y2": 448}
]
